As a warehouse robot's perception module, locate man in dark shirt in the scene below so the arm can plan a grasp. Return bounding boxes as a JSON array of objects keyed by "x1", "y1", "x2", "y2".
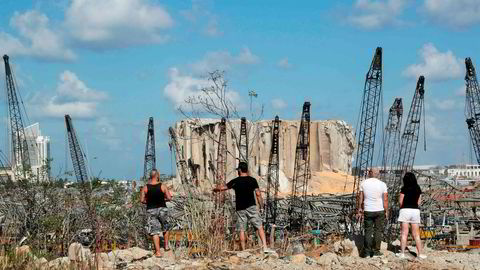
[{"x1": 213, "y1": 162, "x2": 273, "y2": 253}]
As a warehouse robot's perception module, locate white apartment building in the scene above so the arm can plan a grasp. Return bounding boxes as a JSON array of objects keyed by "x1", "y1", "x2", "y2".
[
  {"x1": 446, "y1": 164, "x2": 480, "y2": 179},
  {"x1": 24, "y1": 123, "x2": 51, "y2": 181}
]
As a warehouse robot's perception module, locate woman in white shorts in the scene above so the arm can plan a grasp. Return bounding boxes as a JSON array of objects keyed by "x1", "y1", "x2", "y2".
[{"x1": 396, "y1": 172, "x2": 427, "y2": 259}]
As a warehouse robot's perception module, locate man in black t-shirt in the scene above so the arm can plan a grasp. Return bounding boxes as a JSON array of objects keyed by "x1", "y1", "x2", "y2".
[{"x1": 213, "y1": 162, "x2": 273, "y2": 253}]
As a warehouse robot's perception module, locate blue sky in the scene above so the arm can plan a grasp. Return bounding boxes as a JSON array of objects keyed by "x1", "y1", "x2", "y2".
[{"x1": 0, "y1": 0, "x2": 479, "y2": 180}]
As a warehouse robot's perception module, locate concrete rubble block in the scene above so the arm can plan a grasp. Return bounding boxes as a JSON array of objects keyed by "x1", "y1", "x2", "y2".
[
  {"x1": 47, "y1": 257, "x2": 70, "y2": 269},
  {"x1": 33, "y1": 257, "x2": 48, "y2": 269},
  {"x1": 91, "y1": 252, "x2": 113, "y2": 270},
  {"x1": 129, "y1": 246, "x2": 152, "y2": 261},
  {"x1": 292, "y1": 241, "x2": 305, "y2": 255},
  {"x1": 236, "y1": 251, "x2": 252, "y2": 259},
  {"x1": 380, "y1": 241, "x2": 388, "y2": 251},
  {"x1": 391, "y1": 239, "x2": 400, "y2": 247},
  {"x1": 108, "y1": 248, "x2": 134, "y2": 262},
  {"x1": 163, "y1": 249, "x2": 175, "y2": 261},
  {"x1": 264, "y1": 252, "x2": 279, "y2": 260},
  {"x1": 68, "y1": 242, "x2": 91, "y2": 262},
  {"x1": 317, "y1": 252, "x2": 339, "y2": 267},
  {"x1": 15, "y1": 245, "x2": 31, "y2": 257},
  {"x1": 290, "y1": 253, "x2": 306, "y2": 264},
  {"x1": 138, "y1": 257, "x2": 159, "y2": 268},
  {"x1": 334, "y1": 239, "x2": 355, "y2": 256},
  {"x1": 228, "y1": 255, "x2": 241, "y2": 264}
]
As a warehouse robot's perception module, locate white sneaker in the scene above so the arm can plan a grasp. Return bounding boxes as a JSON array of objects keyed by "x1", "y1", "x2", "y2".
[
  {"x1": 418, "y1": 254, "x2": 427, "y2": 259},
  {"x1": 396, "y1": 253, "x2": 407, "y2": 259}
]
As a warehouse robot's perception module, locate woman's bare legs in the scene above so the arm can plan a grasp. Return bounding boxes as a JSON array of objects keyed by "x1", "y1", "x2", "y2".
[
  {"x1": 400, "y1": 222, "x2": 409, "y2": 254},
  {"x1": 411, "y1": 223, "x2": 423, "y2": 256}
]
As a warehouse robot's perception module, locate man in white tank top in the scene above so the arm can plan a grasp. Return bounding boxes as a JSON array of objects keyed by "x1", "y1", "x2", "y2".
[{"x1": 357, "y1": 169, "x2": 388, "y2": 257}]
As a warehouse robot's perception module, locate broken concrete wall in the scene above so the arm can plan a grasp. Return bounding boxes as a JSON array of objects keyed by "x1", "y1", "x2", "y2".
[{"x1": 172, "y1": 118, "x2": 355, "y2": 193}]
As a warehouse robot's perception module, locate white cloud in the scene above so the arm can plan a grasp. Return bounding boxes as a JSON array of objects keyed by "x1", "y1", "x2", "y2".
[
  {"x1": 425, "y1": 115, "x2": 452, "y2": 141},
  {"x1": 433, "y1": 99, "x2": 456, "y2": 110},
  {"x1": 30, "y1": 70, "x2": 107, "y2": 119},
  {"x1": 348, "y1": 0, "x2": 410, "y2": 29},
  {"x1": 277, "y1": 58, "x2": 292, "y2": 69},
  {"x1": 204, "y1": 17, "x2": 222, "y2": 37},
  {"x1": 95, "y1": 117, "x2": 122, "y2": 150},
  {"x1": 56, "y1": 71, "x2": 108, "y2": 102},
  {"x1": 423, "y1": 0, "x2": 480, "y2": 27},
  {"x1": 272, "y1": 99, "x2": 288, "y2": 110},
  {"x1": 190, "y1": 47, "x2": 260, "y2": 74},
  {"x1": 163, "y1": 68, "x2": 241, "y2": 110},
  {"x1": 403, "y1": 43, "x2": 463, "y2": 81},
  {"x1": 65, "y1": 0, "x2": 173, "y2": 48},
  {"x1": 181, "y1": 0, "x2": 222, "y2": 37},
  {"x1": 455, "y1": 85, "x2": 466, "y2": 97},
  {"x1": 41, "y1": 100, "x2": 98, "y2": 119},
  {"x1": 0, "y1": 11, "x2": 75, "y2": 61}
]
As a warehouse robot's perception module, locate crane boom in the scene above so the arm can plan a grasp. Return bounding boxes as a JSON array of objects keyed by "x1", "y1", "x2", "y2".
[
  {"x1": 65, "y1": 115, "x2": 89, "y2": 183},
  {"x1": 465, "y1": 58, "x2": 480, "y2": 164},
  {"x1": 382, "y1": 98, "x2": 403, "y2": 186},
  {"x1": 3, "y1": 55, "x2": 30, "y2": 177},
  {"x1": 144, "y1": 117, "x2": 156, "y2": 180},
  {"x1": 215, "y1": 118, "x2": 227, "y2": 206},
  {"x1": 265, "y1": 116, "x2": 280, "y2": 225},
  {"x1": 289, "y1": 102, "x2": 311, "y2": 231},
  {"x1": 352, "y1": 47, "x2": 383, "y2": 211},
  {"x1": 169, "y1": 127, "x2": 190, "y2": 184},
  {"x1": 388, "y1": 76, "x2": 425, "y2": 226},
  {"x1": 239, "y1": 117, "x2": 248, "y2": 164}
]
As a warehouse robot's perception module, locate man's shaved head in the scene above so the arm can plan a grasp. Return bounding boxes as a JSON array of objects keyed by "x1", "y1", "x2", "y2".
[
  {"x1": 368, "y1": 168, "x2": 379, "y2": 178},
  {"x1": 150, "y1": 169, "x2": 158, "y2": 179}
]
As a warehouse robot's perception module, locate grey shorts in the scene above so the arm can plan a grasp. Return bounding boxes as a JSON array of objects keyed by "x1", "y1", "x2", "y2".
[
  {"x1": 236, "y1": 205, "x2": 262, "y2": 231},
  {"x1": 147, "y1": 207, "x2": 170, "y2": 235}
]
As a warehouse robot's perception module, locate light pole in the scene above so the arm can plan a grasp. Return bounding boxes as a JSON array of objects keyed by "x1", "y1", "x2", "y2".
[{"x1": 248, "y1": 90, "x2": 258, "y2": 116}]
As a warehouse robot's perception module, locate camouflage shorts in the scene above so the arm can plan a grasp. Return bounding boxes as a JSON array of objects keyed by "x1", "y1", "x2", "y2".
[
  {"x1": 147, "y1": 207, "x2": 170, "y2": 235},
  {"x1": 236, "y1": 205, "x2": 262, "y2": 231}
]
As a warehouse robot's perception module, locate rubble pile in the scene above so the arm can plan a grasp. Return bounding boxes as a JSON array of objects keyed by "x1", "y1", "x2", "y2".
[{"x1": 8, "y1": 240, "x2": 480, "y2": 270}]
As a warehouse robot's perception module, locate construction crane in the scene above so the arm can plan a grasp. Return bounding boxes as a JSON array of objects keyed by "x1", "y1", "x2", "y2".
[
  {"x1": 3, "y1": 55, "x2": 30, "y2": 177},
  {"x1": 65, "y1": 115, "x2": 97, "y2": 233},
  {"x1": 289, "y1": 102, "x2": 311, "y2": 231},
  {"x1": 382, "y1": 98, "x2": 403, "y2": 186},
  {"x1": 352, "y1": 47, "x2": 383, "y2": 215},
  {"x1": 265, "y1": 116, "x2": 280, "y2": 226},
  {"x1": 215, "y1": 118, "x2": 227, "y2": 206},
  {"x1": 388, "y1": 76, "x2": 426, "y2": 225},
  {"x1": 169, "y1": 127, "x2": 191, "y2": 184},
  {"x1": 65, "y1": 115, "x2": 89, "y2": 184},
  {"x1": 143, "y1": 117, "x2": 156, "y2": 180},
  {"x1": 239, "y1": 117, "x2": 248, "y2": 164},
  {"x1": 465, "y1": 58, "x2": 480, "y2": 164}
]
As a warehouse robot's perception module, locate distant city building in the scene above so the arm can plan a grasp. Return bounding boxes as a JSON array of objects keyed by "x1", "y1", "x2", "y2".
[
  {"x1": 24, "y1": 123, "x2": 51, "y2": 181},
  {"x1": 446, "y1": 164, "x2": 480, "y2": 179}
]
